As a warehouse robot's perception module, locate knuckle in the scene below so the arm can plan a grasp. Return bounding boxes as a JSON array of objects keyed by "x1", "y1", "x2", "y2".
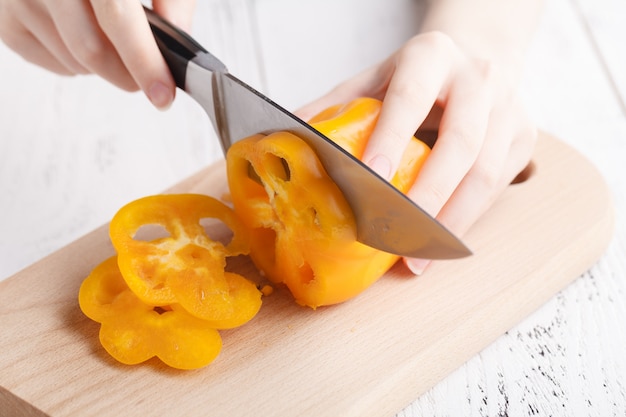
[
  {"x1": 369, "y1": 117, "x2": 410, "y2": 152},
  {"x1": 392, "y1": 32, "x2": 456, "y2": 101},
  {"x1": 92, "y1": 0, "x2": 127, "y2": 24},
  {"x1": 386, "y1": 81, "x2": 426, "y2": 112},
  {"x1": 0, "y1": 20, "x2": 22, "y2": 50},
  {"x1": 420, "y1": 181, "x2": 450, "y2": 217},
  {"x1": 474, "y1": 58, "x2": 498, "y2": 80},
  {"x1": 71, "y1": 35, "x2": 108, "y2": 68},
  {"x1": 417, "y1": 31, "x2": 455, "y2": 51},
  {"x1": 468, "y1": 161, "x2": 501, "y2": 191},
  {"x1": 2, "y1": 34, "x2": 36, "y2": 60},
  {"x1": 0, "y1": 29, "x2": 18, "y2": 50},
  {"x1": 446, "y1": 125, "x2": 484, "y2": 158},
  {"x1": 400, "y1": 31, "x2": 454, "y2": 64},
  {"x1": 465, "y1": 57, "x2": 503, "y2": 94}
]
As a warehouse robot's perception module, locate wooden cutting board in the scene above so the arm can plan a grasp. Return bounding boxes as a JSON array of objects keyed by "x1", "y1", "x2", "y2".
[{"x1": 0, "y1": 132, "x2": 614, "y2": 417}]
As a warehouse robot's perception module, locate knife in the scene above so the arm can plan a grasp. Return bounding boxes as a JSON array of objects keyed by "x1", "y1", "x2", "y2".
[{"x1": 144, "y1": 7, "x2": 471, "y2": 260}]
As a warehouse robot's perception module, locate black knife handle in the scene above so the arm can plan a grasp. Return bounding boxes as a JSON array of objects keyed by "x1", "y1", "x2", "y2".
[{"x1": 144, "y1": 6, "x2": 207, "y2": 89}]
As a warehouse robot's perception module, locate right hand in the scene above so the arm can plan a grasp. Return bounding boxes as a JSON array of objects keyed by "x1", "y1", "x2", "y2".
[{"x1": 0, "y1": 0, "x2": 196, "y2": 109}]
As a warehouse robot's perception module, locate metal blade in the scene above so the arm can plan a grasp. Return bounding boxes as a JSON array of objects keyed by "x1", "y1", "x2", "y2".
[{"x1": 185, "y1": 56, "x2": 471, "y2": 260}]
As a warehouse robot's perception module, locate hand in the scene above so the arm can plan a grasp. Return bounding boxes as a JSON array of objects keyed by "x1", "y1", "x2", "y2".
[
  {"x1": 297, "y1": 31, "x2": 537, "y2": 274},
  {"x1": 0, "y1": 0, "x2": 196, "y2": 109}
]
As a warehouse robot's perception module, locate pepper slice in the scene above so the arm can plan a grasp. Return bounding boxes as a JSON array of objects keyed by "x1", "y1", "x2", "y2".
[
  {"x1": 226, "y1": 98, "x2": 430, "y2": 308},
  {"x1": 109, "y1": 193, "x2": 261, "y2": 327},
  {"x1": 78, "y1": 256, "x2": 223, "y2": 369},
  {"x1": 309, "y1": 97, "x2": 428, "y2": 191}
]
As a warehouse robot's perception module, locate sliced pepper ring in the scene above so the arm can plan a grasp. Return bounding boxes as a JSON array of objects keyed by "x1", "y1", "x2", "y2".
[
  {"x1": 78, "y1": 256, "x2": 223, "y2": 370},
  {"x1": 109, "y1": 193, "x2": 261, "y2": 324}
]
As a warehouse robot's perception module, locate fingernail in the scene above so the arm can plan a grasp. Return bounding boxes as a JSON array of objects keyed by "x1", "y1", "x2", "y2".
[
  {"x1": 405, "y1": 258, "x2": 431, "y2": 276},
  {"x1": 368, "y1": 154, "x2": 392, "y2": 180},
  {"x1": 148, "y1": 82, "x2": 173, "y2": 110}
]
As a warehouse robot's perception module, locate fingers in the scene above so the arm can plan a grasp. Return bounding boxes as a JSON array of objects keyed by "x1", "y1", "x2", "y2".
[
  {"x1": 49, "y1": 0, "x2": 137, "y2": 90},
  {"x1": 88, "y1": 0, "x2": 175, "y2": 107},
  {"x1": 297, "y1": 31, "x2": 537, "y2": 278},
  {"x1": 438, "y1": 117, "x2": 536, "y2": 236},
  {"x1": 0, "y1": 20, "x2": 74, "y2": 75},
  {"x1": 0, "y1": 0, "x2": 188, "y2": 109},
  {"x1": 299, "y1": 32, "x2": 461, "y2": 181},
  {"x1": 422, "y1": 97, "x2": 535, "y2": 235},
  {"x1": 406, "y1": 58, "x2": 494, "y2": 218},
  {"x1": 417, "y1": 106, "x2": 508, "y2": 233},
  {"x1": 335, "y1": 33, "x2": 536, "y2": 275},
  {"x1": 0, "y1": 1, "x2": 87, "y2": 75},
  {"x1": 405, "y1": 98, "x2": 537, "y2": 274},
  {"x1": 362, "y1": 32, "x2": 458, "y2": 180}
]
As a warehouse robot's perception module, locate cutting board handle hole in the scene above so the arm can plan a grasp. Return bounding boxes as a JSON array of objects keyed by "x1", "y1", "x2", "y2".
[{"x1": 511, "y1": 161, "x2": 535, "y2": 184}]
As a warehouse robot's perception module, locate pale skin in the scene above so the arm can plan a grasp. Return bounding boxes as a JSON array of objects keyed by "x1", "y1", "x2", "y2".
[{"x1": 0, "y1": 0, "x2": 543, "y2": 274}]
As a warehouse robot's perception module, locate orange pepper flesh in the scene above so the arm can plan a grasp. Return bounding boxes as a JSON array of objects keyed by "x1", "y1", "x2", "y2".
[
  {"x1": 226, "y1": 98, "x2": 430, "y2": 308},
  {"x1": 109, "y1": 193, "x2": 261, "y2": 327},
  {"x1": 79, "y1": 256, "x2": 223, "y2": 370},
  {"x1": 79, "y1": 194, "x2": 263, "y2": 369},
  {"x1": 306, "y1": 97, "x2": 381, "y2": 159}
]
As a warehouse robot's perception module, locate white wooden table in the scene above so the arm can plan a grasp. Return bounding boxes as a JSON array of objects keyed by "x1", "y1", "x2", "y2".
[{"x1": 1, "y1": 0, "x2": 624, "y2": 415}]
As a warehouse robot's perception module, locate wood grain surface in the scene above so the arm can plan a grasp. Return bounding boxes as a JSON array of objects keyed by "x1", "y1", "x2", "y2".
[{"x1": 0, "y1": 133, "x2": 614, "y2": 417}]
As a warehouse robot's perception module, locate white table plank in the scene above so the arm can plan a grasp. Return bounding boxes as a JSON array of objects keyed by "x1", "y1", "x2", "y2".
[{"x1": 573, "y1": 0, "x2": 626, "y2": 113}]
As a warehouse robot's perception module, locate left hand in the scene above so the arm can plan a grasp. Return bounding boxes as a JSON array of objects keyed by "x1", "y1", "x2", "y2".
[{"x1": 296, "y1": 31, "x2": 537, "y2": 274}]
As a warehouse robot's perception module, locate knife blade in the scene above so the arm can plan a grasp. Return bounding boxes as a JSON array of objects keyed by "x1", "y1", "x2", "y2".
[{"x1": 145, "y1": 7, "x2": 471, "y2": 260}]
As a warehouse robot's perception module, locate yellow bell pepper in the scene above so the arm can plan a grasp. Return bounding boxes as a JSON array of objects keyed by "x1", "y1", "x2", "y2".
[
  {"x1": 79, "y1": 256, "x2": 223, "y2": 369},
  {"x1": 226, "y1": 97, "x2": 430, "y2": 308},
  {"x1": 109, "y1": 193, "x2": 261, "y2": 327},
  {"x1": 79, "y1": 194, "x2": 263, "y2": 369}
]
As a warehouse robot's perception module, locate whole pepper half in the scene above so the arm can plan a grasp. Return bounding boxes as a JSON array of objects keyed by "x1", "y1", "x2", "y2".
[{"x1": 226, "y1": 98, "x2": 430, "y2": 308}]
